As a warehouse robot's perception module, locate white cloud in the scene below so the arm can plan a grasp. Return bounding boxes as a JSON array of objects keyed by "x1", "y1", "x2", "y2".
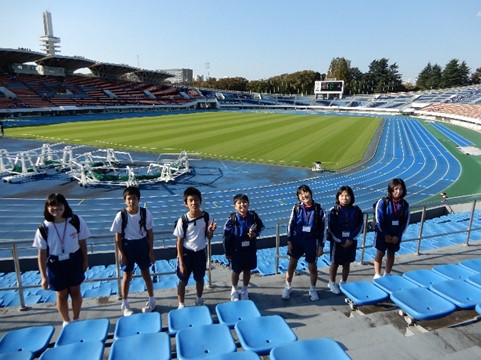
[{"x1": 477, "y1": 11, "x2": 481, "y2": 17}]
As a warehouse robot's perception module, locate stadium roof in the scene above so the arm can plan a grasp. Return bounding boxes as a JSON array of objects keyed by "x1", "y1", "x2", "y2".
[
  {"x1": 89, "y1": 62, "x2": 138, "y2": 79},
  {"x1": 36, "y1": 55, "x2": 96, "y2": 74},
  {"x1": 0, "y1": 48, "x2": 45, "y2": 68},
  {"x1": 129, "y1": 69, "x2": 174, "y2": 84}
]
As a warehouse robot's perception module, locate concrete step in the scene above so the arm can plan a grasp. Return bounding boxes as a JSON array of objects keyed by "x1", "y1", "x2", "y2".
[{"x1": 435, "y1": 346, "x2": 481, "y2": 360}]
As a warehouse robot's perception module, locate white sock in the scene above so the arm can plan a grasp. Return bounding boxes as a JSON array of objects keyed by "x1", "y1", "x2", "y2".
[
  {"x1": 286, "y1": 281, "x2": 292, "y2": 289},
  {"x1": 310, "y1": 285, "x2": 316, "y2": 291},
  {"x1": 122, "y1": 299, "x2": 129, "y2": 307}
]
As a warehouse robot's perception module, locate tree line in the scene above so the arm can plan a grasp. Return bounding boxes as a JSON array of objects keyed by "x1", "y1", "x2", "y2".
[{"x1": 186, "y1": 57, "x2": 481, "y2": 96}]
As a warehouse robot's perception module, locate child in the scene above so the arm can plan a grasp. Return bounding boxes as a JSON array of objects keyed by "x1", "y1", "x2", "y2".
[
  {"x1": 327, "y1": 186, "x2": 364, "y2": 294},
  {"x1": 33, "y1": 193, "x2": 90, "y2": 327},
  {"x1": 373, "y1": 178, "x2": 410, "y2": 279},
  {"x1": 223, "y1": 194, "x2": 264, "y2": 301},
  {"x1": 111, "y1": 186, "x2": 155, "y2": 316},
  {"x1": 282, "y1": 184, "x2": 325, "y2": 301},
  {"x1": 173, "y1": 187, "x2": 217, "y2": 308}
]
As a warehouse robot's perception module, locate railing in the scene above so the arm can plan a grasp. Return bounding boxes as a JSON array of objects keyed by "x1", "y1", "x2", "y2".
[{"x1": 2, "y1": 198, "x2": 481, "y2": 310}]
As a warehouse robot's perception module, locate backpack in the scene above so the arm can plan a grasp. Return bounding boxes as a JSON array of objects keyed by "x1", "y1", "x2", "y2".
[
  {"x1": 120, "y1": 207, "x2": 147, "y2": 240},
  {"x1": 38, "y1": 214, "x2": 81, "y2": 241},
  {"x1": 176, "y1": 211, "x2": 209, "y2": 240}
]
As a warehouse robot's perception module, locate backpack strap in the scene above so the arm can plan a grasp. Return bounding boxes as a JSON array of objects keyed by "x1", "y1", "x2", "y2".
[
  {"x1": 181, "y1": 211, "x2": 210, "y2": 240},
  {"x1": 120, "y1": 207, "x2": 148, "y2": 240},
  {"x1": 38, "y1": 214, "x2": 81, "y2": 241}
]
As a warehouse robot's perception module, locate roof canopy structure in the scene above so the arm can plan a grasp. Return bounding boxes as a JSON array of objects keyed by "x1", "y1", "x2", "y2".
[
  {"x1": 36, "y1": 55, "x2": 96, "y2": 75},
  {"x1": 0, "y1": 48, "x2": 44, "y2": 70}
]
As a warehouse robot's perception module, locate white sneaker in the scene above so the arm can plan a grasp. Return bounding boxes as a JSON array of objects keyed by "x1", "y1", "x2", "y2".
[
  {"x1": 383, "y1": 272, "x2": 392, "y2": 277},
  {"x1": 230, "y1": 289, "x2": 240, "y2": 301},
  {"x1": 309, "y1": 289, "x2": 320, "y2": 301},
  {"x1": 240, "y1": 289, "x2": 249, "y2": 300},
  {"x1": 121, "y1": 304, "x2": 133, "y2": 316},
  {"x1": 62, "y1": 321, "x2": 69, "y2": 328},
  {"x1": 328, "y1": 281, "x2": 340, "y2": 295},
  {"x1": 195, "y1": 297, "x2": 204, "y2": 306},
  {"x1": 142, "y1": 300, "x2": 156, "y2": 313},
  {"x1": 178, "y1": 303, "x2": 185, "y2": 309},
  {"x1": 282, "y1": 287, "x2": 292, "y2": 300},
  {"x1": 373, "y1": 273, "x2": 382, "y2": 280}
]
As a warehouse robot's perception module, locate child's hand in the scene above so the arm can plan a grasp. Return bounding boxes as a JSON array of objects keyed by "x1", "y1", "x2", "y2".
[
  {"x1": 41, "y1": 276, "x2": 49, "y2": 290},
  {"x1": 209, "y1": 221, "x2": 217, "y2": 232}
]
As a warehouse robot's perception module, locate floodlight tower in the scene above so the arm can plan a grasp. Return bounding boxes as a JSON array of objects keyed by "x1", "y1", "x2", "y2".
[{"x1": 39, "y1": 10, "x2": 61, "y2": 56}]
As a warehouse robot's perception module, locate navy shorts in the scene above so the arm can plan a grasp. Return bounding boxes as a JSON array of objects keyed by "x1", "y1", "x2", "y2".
[
  {"x1": 375, "y1": 232, "x2": 401, "y2": 253},
  {"x1": 177, "y1": 247, "x2": 207, "y2": 283},
  {"x1": 230, "y1": 250, "x2": 257, "y2": 273},
  {"x1": 121, "y1": 237, "x2": 152, "y2": 273},
  {"x1": 47, "y1": 249, "x2": 85, "y2": 292},
  {"x1": 288, "y1": 236, "x2": 317, "y2": 264},
  {"x1": 330, "y1": 240, "x2": 357, "y2": 265}
]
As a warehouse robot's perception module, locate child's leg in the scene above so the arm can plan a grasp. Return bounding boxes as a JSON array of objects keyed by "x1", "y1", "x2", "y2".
[
  {"x1": 329, "y1": 263, "x2": 339, "y2": 282},
  {"x1": 141, "y1": 267, "x2": 154, "y2": 297},
  {"x1": 285, "y1": 257, "x2": 298, "y2": 285},
  {"x1": 196, "y1": 279, "x2": 204, "y2": 298},
  {"x1": 177, "y1": 280, "x2": 186, "y2": 304},
  {"x1": 385, "y1": 249, "x2": 395, "y2": 274},
  {"x1": 231, "y1": 271, "x2": 240, "y2": 288},
  {"x1": 242, "y1": 269, "x2": 251, "y2": 287},
  {"x1": 56, "y1": 289, "x2": 70, "y2": 322},
  {"x1": 341, "y1": 262, "x2": 351, "y2": 282},
  {"x1": 69, "y1": 285, "x2": 82, "y2": 320},
  {"x1": 308, "y1": 262, "x2": 318, "y2": 287},
  {"x1": 374, "y1": 250, "x2": 385, "y2": 275},
  {"x1": 122, "y1": 271, "x2": 132, "y2": 300}
]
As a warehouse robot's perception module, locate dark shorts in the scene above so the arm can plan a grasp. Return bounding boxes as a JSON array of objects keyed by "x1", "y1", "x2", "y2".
[
  {"x1": 47, "y1": 249, "x2": 85, "y2": 292},
  {"x1": 230, "y1": 250, "x2": 257, "y2": 273},
  {"x1": 288, "y1": 237, "x2": 317, "y2": 264},
  {"x1": 375, "y1": 232, "x2": 401, "y2": 253},
  {"x1": 330, "y1": 240, "x2": 357, "y2": 265},
  {"x1": 121, "y1": 237, "x2": 152, "y2": 273},
  {"x1": 177, "y1": 247, "x2": 207, "y2": 283}
]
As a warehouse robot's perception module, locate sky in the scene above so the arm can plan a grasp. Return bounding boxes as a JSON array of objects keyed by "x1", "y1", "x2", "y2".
[{"x1": 1, "y1": 1, "x2": 480, "y2": 83}]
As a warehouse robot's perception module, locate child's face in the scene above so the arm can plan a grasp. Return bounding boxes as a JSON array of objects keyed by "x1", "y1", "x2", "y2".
[
  {"x1": 297, "y1": 190, "x2": 313, "y2": 206},
  {"x1": 185, "y1": 195, "x2": 201, "y2": 214},
  {"x1": 47, "y1": 202, "x2": 65, "y2": 221},
  {"x1": 338, "y1": 190, "x2": 351, "y2": 206},
  {"x1": 234, "y1": 199, "x2": 249, "y2": 216},
  {"x1": 392, "y1": 185, "x2": 403, "y2": 199},
  {"x1": 124, "y1": 194, "x2": 139, "y2": 213}
]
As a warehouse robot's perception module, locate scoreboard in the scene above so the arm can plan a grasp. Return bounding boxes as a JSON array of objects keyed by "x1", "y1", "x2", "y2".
[{"x1": 314, "y1": 80, "x2": 344, "y2": 94}]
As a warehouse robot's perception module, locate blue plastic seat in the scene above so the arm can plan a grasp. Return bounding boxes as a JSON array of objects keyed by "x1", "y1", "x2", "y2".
[
  {"x1": 55, "y1": 318, "x2": 109, "y2": 346},
  {"x1": 215, "y1": 300, "x2": 261, "y2": 328},
  {"x1": 429, "y1": 280, "x2": 481, "y2": 309},
  {"x1": 234, "y1": 315, "x2": 297, "y2": 355},
  {"x1": 168, "y1": 305, "x2": 213, "y2": 335},
  {"x1": 0, "y1": 351, "x2": 33, "y2": 360},
  {"x1": 340, "y1": 280, "x2": 389, "y2": 306},
  {"x1": 432, "y1": 264, "x2": 478, "y2": 280},
  {"x1": 201, "y1": 351, "x2": 260, "y2": 359},
  {"x1": 270, "y1": 338, "x2": 351, "y2": 360},
  {"x1": 0, "y1": 325, "x2": 54, "y2": 356},
  {"x1": 466, "y1": 273, "x2": 481, "y2": 289},
  {"x1": 458, "y1": 258, "x2": 481, "y2": 273},
  {"x1": 402, "y1": 269, "x2": 449, "y2": 288},
  {"x1": 390, "y1": 287, "x2": 456, "y2": 321},
  {"x1": 114, "y1": 312, "x2": 161, "y2": 339},
  {"x1": 373, "y1": 275, "x2": 419, "y2": 295},
  {"x1": 39, "y1": 341, "x2": 104, "y2": 360},
  {"x1": 109, "y1": 332, "x2": 171, "y2": 360},
  {"x1": 476, "y1": 303, "x2": 481, "y2": 316},
  {"x1": 176, "y1": 323, "x2": 235, "y2": 360}
]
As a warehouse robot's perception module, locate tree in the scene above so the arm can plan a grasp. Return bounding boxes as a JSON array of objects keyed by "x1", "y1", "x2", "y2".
[
  {"x1": 470, "y1": 68, "x2": 481, "y2": 85},
  {"x1": 442, "y1": 59, "x2": 470, "y2": 88},
  {"x1": 365, "y1": 58, "x2": 403, "y2": 93}
]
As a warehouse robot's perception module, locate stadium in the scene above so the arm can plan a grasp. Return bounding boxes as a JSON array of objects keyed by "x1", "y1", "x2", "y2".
[{"x1": 2, "y1": 8, "x2": 481, "y2": 360}]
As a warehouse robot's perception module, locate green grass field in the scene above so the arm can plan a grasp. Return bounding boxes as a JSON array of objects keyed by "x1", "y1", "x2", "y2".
[{"x1": 7, "y1": 112, "x2": 382, "y2": 169}]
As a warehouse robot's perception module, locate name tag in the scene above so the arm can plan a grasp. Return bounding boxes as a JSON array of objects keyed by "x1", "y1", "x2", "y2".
[
  {"x1": 342, "y1": 231, "x2": 350, "y2": 237},
  {"x1": 241, "y1": 241, "x2": 250, "y2": 247},
  {"x1": 302, "y1": 226, "x2": 311, "y2": 232},
  {"x1": 392, "y1": 220, "x2": 399, "y2": 226},
  {"x1": 58, "y1": 253, "x2": 69, "y2": 261}
]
